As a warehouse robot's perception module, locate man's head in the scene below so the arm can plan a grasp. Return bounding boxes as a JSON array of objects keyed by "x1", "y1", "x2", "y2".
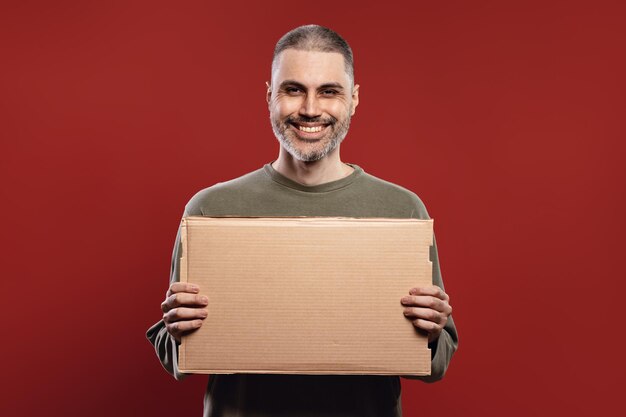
[
  {"x1": 267, "y1": 25, "x2": 359, "y2": 162},
  {"x1": 271, "y1": 25, "x2": 355, "y2": 89}
]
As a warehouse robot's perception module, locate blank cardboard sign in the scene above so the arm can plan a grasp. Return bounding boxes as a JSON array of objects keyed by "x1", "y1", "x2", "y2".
[{"x1": 178, "y1": 217, "x2": 433, "y2": 375}]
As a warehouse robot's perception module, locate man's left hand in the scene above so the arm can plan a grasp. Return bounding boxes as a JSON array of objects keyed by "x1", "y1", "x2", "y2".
[{"x1": 401, "y1": 286, "x2": 453, "y2": 344}]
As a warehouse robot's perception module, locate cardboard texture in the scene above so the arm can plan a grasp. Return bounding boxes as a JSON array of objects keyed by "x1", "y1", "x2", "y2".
[{"x1": 178, "y1": 216, "x2": 433, "y2": 375}]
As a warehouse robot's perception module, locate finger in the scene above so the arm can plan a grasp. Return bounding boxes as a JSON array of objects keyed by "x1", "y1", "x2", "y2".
[
  {"x1": 163, "y1": 307, "x2": 208, "y2": 324},
  {"x1": 166, "y1": 319, "x2": 204, "y2": 339},
  {"x1": 409, "y1": 286, "x2": 448, "y2": 301},
  {"x1": 162, "y1": 293, "x2": 208, "y2": 313},
  {"x1": 403, "y1": 307, "x2": 445, "y2": 325},
  {"x1": 401, "y1": 295, "x2": 448, "y2": 313},
  {"x1": 410, "y1": 318, "x2": 443, "y2": 334},
  {"x1": 166, "y1": 282, "x2": 200, "y2": 298}
]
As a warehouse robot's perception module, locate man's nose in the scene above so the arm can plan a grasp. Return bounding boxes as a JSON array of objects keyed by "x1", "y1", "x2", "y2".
[{"x1": 299, "y1": 94, "x2": 322, "y2": 117}]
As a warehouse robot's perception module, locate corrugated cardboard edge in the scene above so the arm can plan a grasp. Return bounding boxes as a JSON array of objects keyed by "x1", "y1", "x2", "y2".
[
  {"x1": 175, "y1": 369, "x2": 431, "y2": 375},
  {"x1": 178, "y1": 216, "x2": 433, "y2": 375},
  {"x1": 179, "y1": 218, "x2": 189, "y2": 370}
]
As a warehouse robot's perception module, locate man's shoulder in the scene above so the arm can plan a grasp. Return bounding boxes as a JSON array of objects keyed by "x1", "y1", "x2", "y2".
[
  {"x1": 356, "y1": 169, "x2": 431, "y2": 219},
  {"x1": 184, "y1": 167, "x2": 268, "y2": 215},
  {"x1": 360, "y1": 170, "x2": 420, "y2": 198}
]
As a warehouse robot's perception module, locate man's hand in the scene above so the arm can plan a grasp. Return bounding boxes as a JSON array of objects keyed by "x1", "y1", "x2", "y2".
[
  {"x1": 401, "y1": 286, "x2": 452, "y2": 344},
  {"x1": 161, "y1": 282, "x2": 209, "y2": 343}
]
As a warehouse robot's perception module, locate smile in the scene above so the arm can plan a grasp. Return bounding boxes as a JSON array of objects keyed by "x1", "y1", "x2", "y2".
[
  {"x1": 298, "y1": 125, "x2": 324, "y2": 133},
  {"x1": 288, "y1": 121, "x2": 330, "y2": 135}
]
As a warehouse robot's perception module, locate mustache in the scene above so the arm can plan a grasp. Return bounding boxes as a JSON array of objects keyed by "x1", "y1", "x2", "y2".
[{"x1": 286, "y1": 115, "x2": 337, "y2": 125}]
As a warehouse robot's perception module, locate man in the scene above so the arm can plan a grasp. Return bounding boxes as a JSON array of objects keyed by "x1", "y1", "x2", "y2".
[{"x1": 147, "y1": 24, "x2": 458, "y2": 417}]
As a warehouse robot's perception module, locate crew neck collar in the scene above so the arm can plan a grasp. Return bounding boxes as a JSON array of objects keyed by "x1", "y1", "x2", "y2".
[{"x1": 263, "y1": 162, "x2": 363, "y2": 193}]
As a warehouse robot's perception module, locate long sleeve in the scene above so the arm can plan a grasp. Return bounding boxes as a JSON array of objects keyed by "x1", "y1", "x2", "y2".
[
  {"x1": 144, "y1": 167, "x2": 458, "y2": 417},
  {"x1": 403, "y1": 235, "x2": 459, "y2": 382},
  {"x1": 146, "y1": 222, "x2": 189, "y2": 381}
]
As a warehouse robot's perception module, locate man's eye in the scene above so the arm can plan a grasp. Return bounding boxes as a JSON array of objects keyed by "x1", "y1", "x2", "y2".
[
  {"x1": 321, "y1": 90, "x2": 338, "y2": 96},
  {"x1": 286, "y1": 87, "x2": 302, "y2": 94}
]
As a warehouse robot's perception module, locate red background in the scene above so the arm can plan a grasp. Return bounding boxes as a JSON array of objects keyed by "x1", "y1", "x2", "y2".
[{"x1": 2, "y1": 1, "x2": 625, "y2": 416}]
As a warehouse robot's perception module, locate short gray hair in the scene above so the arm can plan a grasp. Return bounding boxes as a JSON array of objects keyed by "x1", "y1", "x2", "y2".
[{"x1": 272, "y1": 24, "x2": 354, "y2": 86}]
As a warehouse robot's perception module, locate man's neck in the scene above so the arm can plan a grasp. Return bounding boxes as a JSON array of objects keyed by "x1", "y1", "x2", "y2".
[{"x1": 272, "y1": 146, "x2": 354, "y2": 186}]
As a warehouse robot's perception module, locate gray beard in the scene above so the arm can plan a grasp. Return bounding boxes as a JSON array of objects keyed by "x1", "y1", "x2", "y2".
[{"x1": 270, "y1": 115, "x2": 351, "y2": 162}]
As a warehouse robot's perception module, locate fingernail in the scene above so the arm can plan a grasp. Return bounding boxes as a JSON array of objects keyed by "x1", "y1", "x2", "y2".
[
  {"x1": 400, "y1": 297, "x2": 408, "y2": 303},
  {"x1": 201, "y1": 296, "x2": 208, "y2": 304},
  {"x1": 190, "y1": 285, "x2": 199, "y2": 292}
]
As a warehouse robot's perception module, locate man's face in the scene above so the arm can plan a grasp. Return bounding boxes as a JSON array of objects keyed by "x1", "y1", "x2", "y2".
[{"x1": 267, "y1": 49, "x2": 359, "y2": 162}]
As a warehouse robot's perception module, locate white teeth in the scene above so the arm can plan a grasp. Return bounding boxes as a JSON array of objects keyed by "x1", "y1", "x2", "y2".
[{"x1": 298, "y1": 125, "x2": 323, "y2": 133}]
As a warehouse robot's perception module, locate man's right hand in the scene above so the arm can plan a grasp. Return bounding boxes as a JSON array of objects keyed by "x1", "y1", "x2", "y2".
[{"x1": 161, "y1": 282, "x2": 209, "y2": 343}]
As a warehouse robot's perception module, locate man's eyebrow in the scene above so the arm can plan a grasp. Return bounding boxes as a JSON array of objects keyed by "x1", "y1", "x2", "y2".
[
  {"x1": 278, "y1": 80, "x2": 306, "y2": 90},
  {"x1": 318, "y1": 82, "x2": 345, "y2": 91},
  {"x1": 278, "y1": 80, "x2": 345, "y2": 91}
]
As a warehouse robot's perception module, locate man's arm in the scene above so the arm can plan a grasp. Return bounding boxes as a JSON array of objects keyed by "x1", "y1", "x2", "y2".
[
  {"x1": 401, "y1": 236, "x2": 459, "y2": 382},
  {"x1": 146, "y1": 221, "x2": 209, "y2": 380}
]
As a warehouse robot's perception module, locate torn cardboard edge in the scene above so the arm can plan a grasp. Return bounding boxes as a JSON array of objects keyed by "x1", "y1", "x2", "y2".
[{"x1": 179, "y1": 216, "x2": 434, "y2": 376}]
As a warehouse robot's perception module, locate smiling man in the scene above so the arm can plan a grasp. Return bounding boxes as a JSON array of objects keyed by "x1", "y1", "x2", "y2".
[{"x1": 147, "y1": 25, "x2": 458, "y2": 417}]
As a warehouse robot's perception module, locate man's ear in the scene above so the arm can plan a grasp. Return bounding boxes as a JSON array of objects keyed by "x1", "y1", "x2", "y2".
[
  {"x1": 350, "y1": 84, "x2": 360, "y2": 116},
  {"x1": 265, "y1": 81, "x2": 271, "y2": 104}
]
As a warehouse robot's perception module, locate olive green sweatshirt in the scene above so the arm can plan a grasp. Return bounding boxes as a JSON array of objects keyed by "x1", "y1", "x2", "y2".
[{"x1": 147, "y1": 163, "x2": 458, "y2": 417}]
